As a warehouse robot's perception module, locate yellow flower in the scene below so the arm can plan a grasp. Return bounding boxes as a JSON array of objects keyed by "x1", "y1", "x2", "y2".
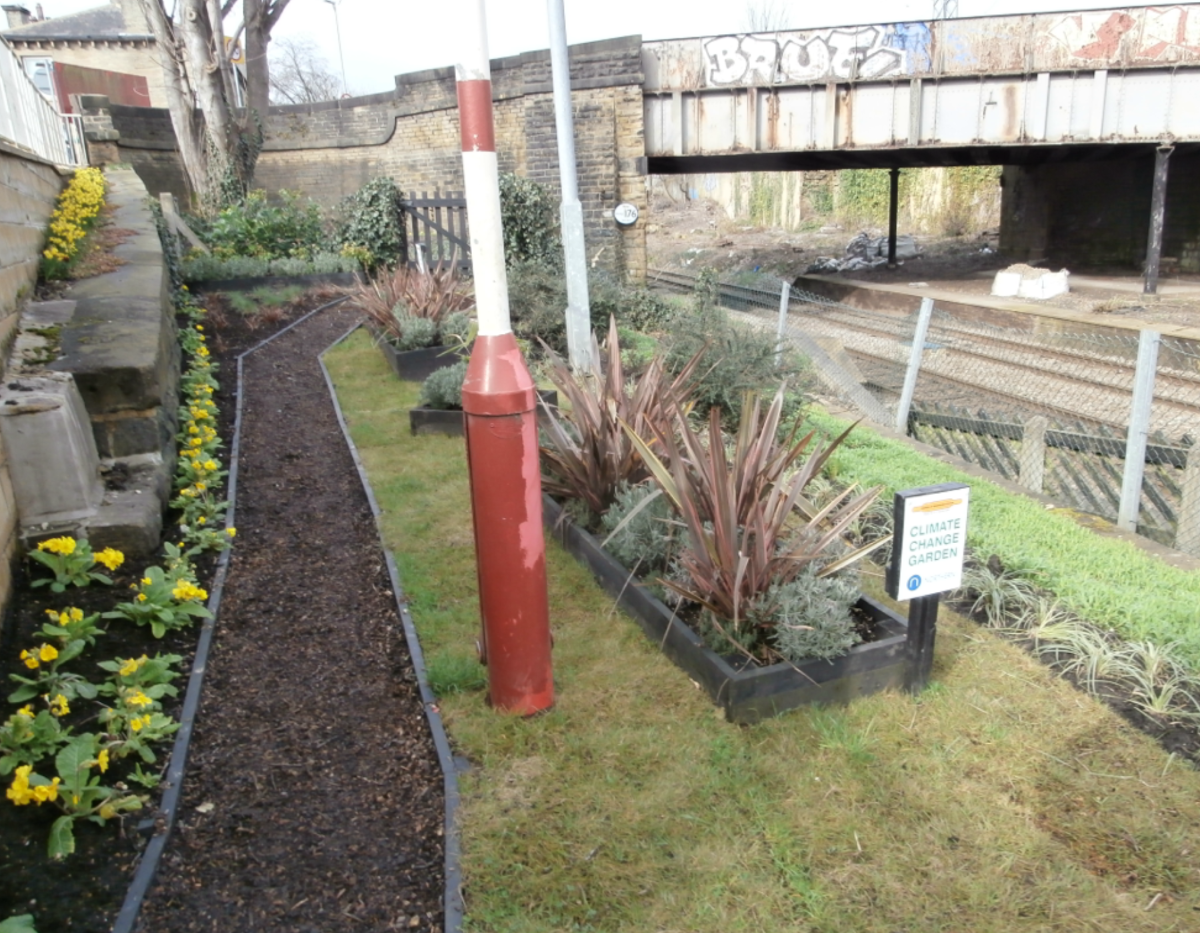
[
  {"x1": 118, "y1": 657, "x2": 139, "y2": 676},
  {"x1": 136, "y1": 593, "x2": 147, "y2": 603},
  {"x1": 197, "y1": 516, "x2": 206, "y2": 525},
  {"x1": 141, "y1": 576, "x2": 152, "y2": 586},
  {"x1": 50, "y1": 694, "x2": 69, "y2": 717},
  {"x1": 37, "y1": 536, "x2": 76, "y2": 556},
  {"x1": 171, "y1": 580, "x2": 208, "y2": 602},
  {"x1": 94, "y1": 547, "x2": 125, "y2": 571},
  {"x1": 16, "y1": 705, "x2": 33, "y2": 719},
  {"x1": 203, "y1": 460, "x2": 218, "y2": 471},
  {"x1": 33, "y1": 778, "x2": 60, "y2": 803},
  {"x1": 6, "y1": 766, "x2": 34, "y2": 805},
  {"x1": 99, "y1": 803, "x2": 116, "y2": 820},
  {"x1": 130, "y1": 715, "x2": 150, "y2": 732},
  {"x1": 20, "y1": 650, "x2": 39, "y2": 670},
  {"x1": 97, "y1": 749, "x2": 110, "y2": 773},
  {"x1": 227, "y1": 527, "x2": 237, "y2": 537},
  {"x1": 126, "y1": 691, "x2": 152, "y2": 708},
  {"x1": 36, "y1": 644, "x2": 59, "y2": 664}
]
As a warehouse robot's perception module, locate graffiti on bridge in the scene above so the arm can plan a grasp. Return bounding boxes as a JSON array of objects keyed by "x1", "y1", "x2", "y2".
[{"x1": 703, "y1": 23, "x2": 932, "y2": 86}]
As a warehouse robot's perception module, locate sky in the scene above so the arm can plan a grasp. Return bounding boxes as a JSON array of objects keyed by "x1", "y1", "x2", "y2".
[{"x1": 34, "y1": 0, "x2": 1132, "y2": 97}]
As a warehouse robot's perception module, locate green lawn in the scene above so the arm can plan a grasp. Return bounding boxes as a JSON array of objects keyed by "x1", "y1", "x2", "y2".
[{"x1": 327, "y1": 329, "x2": 1200, "y2": 933}]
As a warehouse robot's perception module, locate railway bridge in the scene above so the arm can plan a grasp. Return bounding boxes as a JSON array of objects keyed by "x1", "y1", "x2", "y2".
[{"x1": 640, "y1": 5, "x2": 1200, "y2": 289}]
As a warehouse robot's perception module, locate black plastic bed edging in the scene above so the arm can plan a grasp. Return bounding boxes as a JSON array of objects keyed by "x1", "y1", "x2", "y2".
[
  {"x1": 110, "y1": 295, "x2": 351, "y2": 933},
  {"x1": 319, "y1": 324, "x2": 464, "y2": 933},
  {"x1": 542, "y1": 495, "x2": 916, "y2": 724}
]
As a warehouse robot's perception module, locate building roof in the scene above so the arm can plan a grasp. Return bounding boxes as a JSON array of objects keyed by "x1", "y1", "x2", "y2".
[{"x1": 2, "y1": 2, "x2": 150, "y2": 41}]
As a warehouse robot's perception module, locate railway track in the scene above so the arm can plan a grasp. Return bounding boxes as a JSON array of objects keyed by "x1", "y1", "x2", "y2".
[{"x1": 649, "y1": 268, "x2": 1200, "y2": 438}]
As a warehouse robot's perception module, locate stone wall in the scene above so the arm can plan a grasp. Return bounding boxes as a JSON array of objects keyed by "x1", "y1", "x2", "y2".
[
  {"x1": 1000, "y1": 153, "x2": 1200, "y2": 273},
  {"x1": 86, "y1": 35, "x2": 649, "y2": 281},
  {"x1": 0, "y1": 143, "x2": 65, "y2": 612}
]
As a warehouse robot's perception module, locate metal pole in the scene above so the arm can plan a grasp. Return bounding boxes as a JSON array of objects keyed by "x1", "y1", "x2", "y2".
[
  {"x1": 895, "y1": 297, "x2": 934, "y2": 433},
  {"x1": 1143, "y1": 145, "x2": 1173, "y2": 295},
  {"x1": 887, "y1": 167, "x2": 900, "y2": 268},
  {"x1": 774, "y1": 279, "x2": 790, "y2": 366},
  {"x1": 1117, "y1": 329, "x2": 1160, "y2": 532},
  {"x1": 547, "y1": 0, "x2": 593, "y2": 371},
  {"x1": 905, "y1": 594, "x2": 939, "y2": 693},
  {"x1": 323, "y1": 0, "x2": 347, "y2": 97},
  {"x1": 457, "y1": 0, "x2": 554, "y2": 715}
]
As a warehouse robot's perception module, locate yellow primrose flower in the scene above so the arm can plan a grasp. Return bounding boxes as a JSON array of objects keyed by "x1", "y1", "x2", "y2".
[
  {"x1": 33, "y1": 778, "x2": 60, "y2": 803},
  {"x1": 171, "y1": 580, "x2": 208, "y2": 602},
  {"x1": 6, "y1": 766, "x2": 34, "y2": 805},
  {"x1": 141, "y1": 576, "x2": 152, "y2": 586},
  {"x1": 20, "y1": 650, "x2": 40, "y2": 670},
  {"x1": 39, "y1": 644, "x2": 58, "y2": 663},
  {"x1": 97, "y1": 749, "x2": 110, "y2": 773},
  {"x1": 227, "y1": 527, "x2": 237, "y2": 537},
  {"x1": 118, "y1": 657, "x2": 139, "y2": 676},
  {"x1": 136, "y1": 593, "x2": 147, "y2": 602},
  {"x1": 37, "y1": 536, "x2": 76, "y2": 556},
  {"x1": 130, "y1": 715, "x2": 150, "y2": 732},
  {"x1": 126, "y1": 691, "x2": 152, "y2": 708},
  {"x1": 99, "y1": 803, "x2": 116, "y2": 820},
  {"x1": 16, "y1": 705, "x2": 33, "y2": 719},
  {"x1": 94, "y1": 547, "x2": 125, "y2": 571},
  {"x1": 49, "y1": 694, "x2": 69, "y2": 717}
]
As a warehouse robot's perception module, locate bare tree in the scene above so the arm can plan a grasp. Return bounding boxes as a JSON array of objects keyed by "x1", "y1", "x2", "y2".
[
  {"x1": 243, "y1": 0, "x2": 292, "y2": 114},
  {"x1": 745, "y1": 0, "x2": 795, "y2": 32},
  {"x1": 139, "y1": 0, "x2": 293, "y2": 211},
  {"x1": 269, "y1": 36, "x2": 341, "y2": 104}
]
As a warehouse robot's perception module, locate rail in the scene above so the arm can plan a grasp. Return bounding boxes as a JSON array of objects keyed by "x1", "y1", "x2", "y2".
[{"x1": 0, "y1": 36, "x2": 85, "y2": 165}]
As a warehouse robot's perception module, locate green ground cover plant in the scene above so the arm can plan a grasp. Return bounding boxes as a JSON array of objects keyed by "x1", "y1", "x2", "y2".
[
  {"x1": 326, "y1": 329, "x2": 1200, "y2": 933},
  {"x1": 807, "y1": 409, "x2": 1200, "y2": 668}
]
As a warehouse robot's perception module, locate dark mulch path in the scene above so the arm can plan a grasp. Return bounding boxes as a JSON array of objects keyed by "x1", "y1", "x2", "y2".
[{"x1": 135, "y1": 302, "x2": 444, "y2": 932}]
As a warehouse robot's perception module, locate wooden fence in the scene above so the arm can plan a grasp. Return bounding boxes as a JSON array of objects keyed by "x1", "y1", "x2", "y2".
[
  {"x1": 403, "y1": 191, "x2": 470, "y2": 272},
  {"x1": 908, "y1": 401, "x2": 1200, "y2": 549}
]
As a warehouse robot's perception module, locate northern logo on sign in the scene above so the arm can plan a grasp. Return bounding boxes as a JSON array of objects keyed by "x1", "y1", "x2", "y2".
[{"x1": 907, "y1": 574, "x2": 922, "y2": 591}]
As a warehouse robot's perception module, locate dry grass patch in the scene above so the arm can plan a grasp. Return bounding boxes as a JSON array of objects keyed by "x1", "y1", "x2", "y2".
[{"x1": 326, "y1": 329, "x2": 1200, "y2": 933}]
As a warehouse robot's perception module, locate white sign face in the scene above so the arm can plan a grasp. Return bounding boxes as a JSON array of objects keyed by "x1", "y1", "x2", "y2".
[
  {"x1": 613, "y1": 202, "x2": 639, "y2": 226},
  {"x1": 895, "y1": 485, "x2": 970, "y2": 600}
]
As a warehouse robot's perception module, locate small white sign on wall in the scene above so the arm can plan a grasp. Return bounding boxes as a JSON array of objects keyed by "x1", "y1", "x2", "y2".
[
  {"x1": 886, "y1": 482, "x2": 970, "y2": 601},
  {"x1": 613, "y1": 203, "x2": 639, "y2": 226}
]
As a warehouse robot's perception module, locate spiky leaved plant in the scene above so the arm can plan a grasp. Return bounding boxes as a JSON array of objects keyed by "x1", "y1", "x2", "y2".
[
  {"x1": 625, "y1": 388, "x2": 887, "y2": 661},
  {"x1": 538, "y1": 316, "x2": 703, "y2": 521},
  {"x1": 350, "y1": 254, "x2": 473, "y2": 345}
]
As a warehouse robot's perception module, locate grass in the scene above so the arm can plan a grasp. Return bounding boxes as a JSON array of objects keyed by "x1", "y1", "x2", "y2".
[
  {"x1": 806, "y1": 409, "x2": 1200, "y2": 668},
  {"x1": 221, "y1": 284, "x2": 307, "y2": 317},
  {"x1": 326, "y1": 329, "x2": 1200, "y2": 932}
]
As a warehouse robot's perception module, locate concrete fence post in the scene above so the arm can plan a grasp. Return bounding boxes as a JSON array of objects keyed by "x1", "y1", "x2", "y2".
[
  {"x1": 775, "y1": 280, "x2": 790, "y2": 366},
  {"x1": 1175, "y1": 448, "x2": 1200, "y2": 556},
  {"x1": 1018, "y1": 415, "x2": 1048, "y2": 494},
  {"x1": 895, "y1": 298, "x2": 934, "y2": 434},
  {"x1": 1117, "y1": 329, "x2": 1161, "y2": 532}
]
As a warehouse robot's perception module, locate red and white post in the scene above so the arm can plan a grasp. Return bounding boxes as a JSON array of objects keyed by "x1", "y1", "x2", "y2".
[{"x1": 456, "y1": 1, "x2": 554, "y2": 715}]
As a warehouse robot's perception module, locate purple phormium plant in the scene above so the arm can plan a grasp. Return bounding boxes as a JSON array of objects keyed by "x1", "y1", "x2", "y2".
[
  {"x1": 625, "y1": 389, "x2": 886, "y2": 661},
  {"x1": 349, "y1": 256, "x2": 473, "y2": 342},
  {"x1": 538, "y1": 316, "x2": 704, "y2": 520}
]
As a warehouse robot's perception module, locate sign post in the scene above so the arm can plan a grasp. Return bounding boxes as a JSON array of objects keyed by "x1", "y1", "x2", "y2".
[{"x1": 885, "y1": 482, "x2": 970, "y2": 693}]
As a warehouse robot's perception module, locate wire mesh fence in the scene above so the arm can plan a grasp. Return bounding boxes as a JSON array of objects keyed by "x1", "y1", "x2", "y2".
[{"x1": 648, "y1": 267, "x2": 1200, "y2": 555}]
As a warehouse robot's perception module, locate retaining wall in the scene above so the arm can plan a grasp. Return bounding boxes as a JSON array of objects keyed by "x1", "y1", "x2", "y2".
[{"x1": 0, "y1": 142, "x2": 64, "y2": 613}]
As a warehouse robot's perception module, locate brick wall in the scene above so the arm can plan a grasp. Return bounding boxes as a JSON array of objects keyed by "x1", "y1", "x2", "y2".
[
  {"x1": 1001, "y1": 153, "x2": 1200, "y2": 273},
  {"x1": 95, "y1": 36, "x2": 648, "y2": 280},
  {"x1": 0, "y1": 144, "x2": 65, "y2": 613}
]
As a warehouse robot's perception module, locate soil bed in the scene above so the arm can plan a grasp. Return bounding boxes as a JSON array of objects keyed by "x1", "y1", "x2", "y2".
[
  {"x1": 135, "y1": 301, "x2": 444, "y2": 932},
  {"x1": 0, "y1": 293, "x2": 445, "y2": 932}
]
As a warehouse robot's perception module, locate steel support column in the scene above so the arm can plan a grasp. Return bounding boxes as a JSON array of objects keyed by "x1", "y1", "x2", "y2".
[
  {"x1": 1144, "y1": 145, "x2": 1174, "y2": 295},
  {"x1": 887, "y1": 167, "x2": 901, "y2": 268}
]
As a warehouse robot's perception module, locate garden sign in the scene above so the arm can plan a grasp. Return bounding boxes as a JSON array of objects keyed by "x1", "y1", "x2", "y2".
[{"x1": 885, "y1": 482, "x2": 970, "y2": 693}]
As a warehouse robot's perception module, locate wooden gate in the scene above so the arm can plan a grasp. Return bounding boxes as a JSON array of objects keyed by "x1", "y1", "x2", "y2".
[{"x1": 403, "y1": 191, "x2": 470, "y2": 272}]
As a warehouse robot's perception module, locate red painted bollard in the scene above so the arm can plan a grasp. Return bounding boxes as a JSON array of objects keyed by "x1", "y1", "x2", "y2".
[
  {"x1": 462, "y1": 335, "x2": 554, "y2": 714},
  {"x1": 457, "y1": 0, "x2": 553, "y2": 714}
]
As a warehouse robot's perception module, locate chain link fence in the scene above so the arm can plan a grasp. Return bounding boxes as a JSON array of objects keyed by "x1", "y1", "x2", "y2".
[{"x1": 649, "y1": 268, "x2": 1200, "y2": 555}]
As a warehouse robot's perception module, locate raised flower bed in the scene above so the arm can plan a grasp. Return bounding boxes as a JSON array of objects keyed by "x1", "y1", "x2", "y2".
[{"x1": 542, "y1": 495, "x2": 913, "y2": 723}]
